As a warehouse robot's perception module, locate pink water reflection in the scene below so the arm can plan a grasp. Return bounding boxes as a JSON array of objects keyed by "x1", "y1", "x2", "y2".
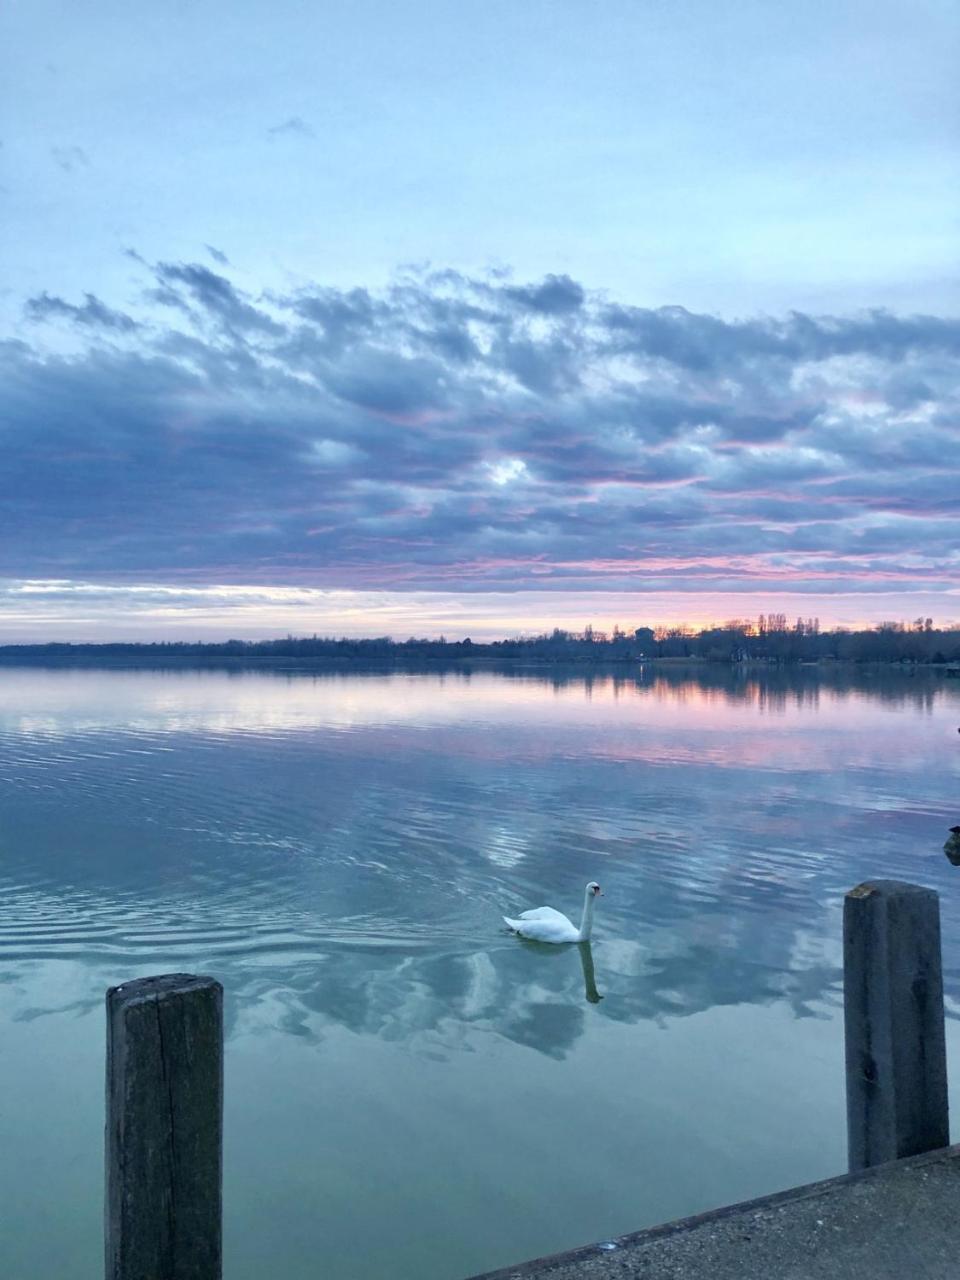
[{"x1": 1, "y1": 662, "x2": 956, "y2": 783}]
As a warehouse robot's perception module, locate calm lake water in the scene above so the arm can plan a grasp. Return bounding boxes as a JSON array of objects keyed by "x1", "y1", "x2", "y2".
[{"x1": 1, "y1": 662, "x2": 958, "y2": 1279}]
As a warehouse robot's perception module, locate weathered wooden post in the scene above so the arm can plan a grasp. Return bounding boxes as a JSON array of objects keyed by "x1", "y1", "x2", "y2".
[
  {"x1": 106, "y1": 974, "x2": 223, "y2": 1280},
  {"x1": 844, "y1": 880, "x2": 949, "y2": 1172}
]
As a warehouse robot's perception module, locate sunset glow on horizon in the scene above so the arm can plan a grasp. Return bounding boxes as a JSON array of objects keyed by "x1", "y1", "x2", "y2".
[{"x1": 0, "y1": 579, "x2": 957, "y2": 645}]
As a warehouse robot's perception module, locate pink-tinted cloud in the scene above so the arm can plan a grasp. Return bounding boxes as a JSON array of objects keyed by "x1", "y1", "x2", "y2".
[{"x1": 2, "y1": 261, "x2": 957, "y2": 627}]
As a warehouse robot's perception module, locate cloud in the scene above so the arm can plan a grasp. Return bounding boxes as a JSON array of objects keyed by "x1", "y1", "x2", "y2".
[
  {"x1": 267, "y1": 116, "x2": 315, "y2": 139},
  {"x1": 24, "y1": 291, "x2": 139, "y2": 332},
  {"x1": 2, "y1": 261, "x2": 958, "y2": 607},
  {"x1": 153, "y1": 262, "x2": 282, "y2": 335},
  {"x1": 600, "y1": 304, "x2": 960, "y2": 372},
  {"x1": 205, "y1": 244, "x2": 230, "y2": 266},
  {"x1": 504, "y1": 274, "x2": 585, "y2": 315},
  {"x1": 51, "y1": 145, "x2": 90, "y2": 172}
]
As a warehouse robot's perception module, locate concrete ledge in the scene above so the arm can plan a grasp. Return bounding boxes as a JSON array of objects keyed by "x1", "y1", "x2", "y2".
[{"x1": 465, "y1": 1144, "x2": 960, "y2": 1279}]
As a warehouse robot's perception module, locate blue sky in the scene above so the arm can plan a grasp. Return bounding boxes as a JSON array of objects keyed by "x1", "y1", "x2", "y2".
[{"x1": 2, "y1": 0, "x2": 958, "y2": 639}]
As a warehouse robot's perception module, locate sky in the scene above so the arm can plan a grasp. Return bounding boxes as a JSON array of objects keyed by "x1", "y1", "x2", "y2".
[{"x1": 2, "y1": 0, "x2": 958, "y2": 640}]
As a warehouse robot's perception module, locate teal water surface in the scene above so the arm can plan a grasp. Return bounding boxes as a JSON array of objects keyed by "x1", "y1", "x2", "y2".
[{"x1": 1, "y1": 663, "x2": 958, "y2": 1279}]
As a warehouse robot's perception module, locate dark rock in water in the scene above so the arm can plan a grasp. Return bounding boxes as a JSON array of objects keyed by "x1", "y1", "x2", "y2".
[{"x1": 944, "y1": 828, "x2": 960, "y2": 866}]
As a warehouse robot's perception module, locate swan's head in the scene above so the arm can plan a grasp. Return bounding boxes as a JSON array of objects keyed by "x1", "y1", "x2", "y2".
[{"x1": 587, "y1": 881, "x2": 602, "y2": 897}]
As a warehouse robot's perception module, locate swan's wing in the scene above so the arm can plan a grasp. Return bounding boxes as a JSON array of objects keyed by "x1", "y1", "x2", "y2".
[
  {"x1": 506, "y1": 913, "x2": 579, "y2": 943},
  {"x1": 518, "y1": 906, "x2": 569, "y2": 923}
]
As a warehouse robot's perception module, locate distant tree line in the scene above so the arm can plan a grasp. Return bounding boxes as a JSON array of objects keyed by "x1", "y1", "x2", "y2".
[{"x1": 2, "y1": 615, "x2": 959, "y2": 665}]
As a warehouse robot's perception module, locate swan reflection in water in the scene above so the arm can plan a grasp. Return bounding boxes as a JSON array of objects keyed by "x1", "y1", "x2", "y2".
[
  {"x1": 512, "y1": 933, "x2": 604, "y2": 1004},
  {"x1": 578, "y1": 940, "x2": 603, "y2": 1004}
]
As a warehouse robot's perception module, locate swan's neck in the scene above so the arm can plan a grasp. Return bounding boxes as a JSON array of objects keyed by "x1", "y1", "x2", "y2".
[{"x1": 577, "y1": 892, "x2": 596, "y2": 941}]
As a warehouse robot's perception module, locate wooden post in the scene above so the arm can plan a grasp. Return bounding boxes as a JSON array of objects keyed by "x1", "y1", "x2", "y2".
[
  {"x1": 843, "y1": 880, "x2": 949, "y2": 1172},
  {"x1": 106, "y1": 974, "x2": 223, "y2": 1280}
]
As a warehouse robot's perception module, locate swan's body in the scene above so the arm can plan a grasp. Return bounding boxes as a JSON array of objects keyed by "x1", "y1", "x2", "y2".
[{"x1": 504, "y1": 882, "x2": 602, "y2": 943}]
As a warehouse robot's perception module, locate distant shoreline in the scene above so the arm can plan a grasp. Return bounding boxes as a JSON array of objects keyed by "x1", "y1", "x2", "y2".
[
  {"x1": 1, "y1": 623, "x2": 958, "y2": 671},
  {"x1": 0, "y1": 650, "x2": 955, "y2": 673}
]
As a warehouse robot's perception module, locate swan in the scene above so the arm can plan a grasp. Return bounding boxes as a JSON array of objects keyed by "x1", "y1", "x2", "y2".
[{"x1": 503, "y1": 882, "x2": 602, "y2": 943}]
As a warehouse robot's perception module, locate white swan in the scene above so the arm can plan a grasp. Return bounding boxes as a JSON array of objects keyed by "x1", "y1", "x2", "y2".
[{"x1": 503, "y1": 882, "x2": 602, "y2": 943}]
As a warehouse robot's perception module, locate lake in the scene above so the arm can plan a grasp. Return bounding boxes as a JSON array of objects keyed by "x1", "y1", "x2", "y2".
[{"x1": 1, "y1": 661, "x2": 958, "y2": 1279}]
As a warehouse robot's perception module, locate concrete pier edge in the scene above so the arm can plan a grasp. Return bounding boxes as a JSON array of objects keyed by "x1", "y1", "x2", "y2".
[{"x1": 464, "y1": 1142, "x2": 960, "y2": 1279}]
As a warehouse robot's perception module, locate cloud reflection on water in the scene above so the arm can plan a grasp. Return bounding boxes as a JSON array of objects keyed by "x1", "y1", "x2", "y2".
[{"x1": 0, "y1": 662, "x2": 957, "y2": 1065}]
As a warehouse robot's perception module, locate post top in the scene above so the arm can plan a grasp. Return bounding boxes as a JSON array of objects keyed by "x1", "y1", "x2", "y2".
[
  {"x1": 846, "y1": 879, "x2": 939, "y2": 902},
  {"x1": 107, "y1": 973, "x2": 222, "y2": 1007}
]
